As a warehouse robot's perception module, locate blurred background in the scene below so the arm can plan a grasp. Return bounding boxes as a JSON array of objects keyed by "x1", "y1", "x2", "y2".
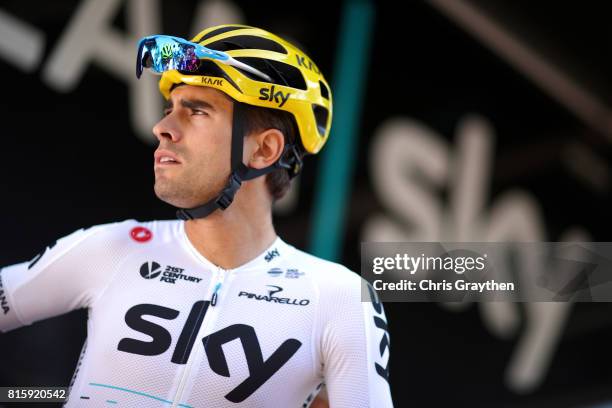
[{"x1": 1, "y1": 0, "x2": 611, "y2": 406}]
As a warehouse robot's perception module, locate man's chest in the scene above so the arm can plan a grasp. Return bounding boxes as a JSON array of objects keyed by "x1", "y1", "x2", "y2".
[{"x1": 81, "y1": 253, "x2": 320, "y2": 406}]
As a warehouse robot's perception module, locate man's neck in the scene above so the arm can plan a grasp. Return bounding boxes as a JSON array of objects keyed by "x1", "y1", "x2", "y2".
[{"x1": 183, "y1": 196, "x2": 277, "y2": 270}]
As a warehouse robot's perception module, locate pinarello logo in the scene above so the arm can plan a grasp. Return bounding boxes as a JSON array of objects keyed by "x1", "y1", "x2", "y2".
[{"x1": 131, "y1": 227, "x2": 152, "y2": 243}]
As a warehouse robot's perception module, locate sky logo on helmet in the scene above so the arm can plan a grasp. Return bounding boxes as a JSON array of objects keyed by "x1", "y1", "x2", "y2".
[{"x1": 259, "y1": 86, "x2": 291, "y2": 107}]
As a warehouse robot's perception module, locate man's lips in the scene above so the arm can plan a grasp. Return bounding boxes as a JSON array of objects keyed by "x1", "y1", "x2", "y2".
[{"x1": 154, "y1": 149, "x2": 181, "y2": 165}]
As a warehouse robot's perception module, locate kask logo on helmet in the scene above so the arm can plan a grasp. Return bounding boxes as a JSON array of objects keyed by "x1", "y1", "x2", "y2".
[
  {"x1": 295, "y1": 54, "x2": 320, "y2": 74},
  {"x1": 201, "y1": 77, "x2": 223, "y2": 86}
]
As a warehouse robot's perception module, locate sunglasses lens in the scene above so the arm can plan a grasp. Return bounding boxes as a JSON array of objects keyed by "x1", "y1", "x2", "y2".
[
  {"x1": 142, "y1": 51, "x2": 153, "y2": 69},
  {"x1": 138, "y1": 37, "x2": 201, "y2": 76},
  {"x1": 175, "y1": 45, "x2": 201, "y2": 72}
]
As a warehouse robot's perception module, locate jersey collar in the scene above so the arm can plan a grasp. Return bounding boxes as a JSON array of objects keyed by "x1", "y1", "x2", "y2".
[{"x1": 179, "y1": 220, "x2": 292, "y2": 272}]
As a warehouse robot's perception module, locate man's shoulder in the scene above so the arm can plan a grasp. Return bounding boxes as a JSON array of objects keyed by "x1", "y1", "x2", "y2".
[
  {"x1": 286, "y1": 245, "x2": 362, "y2": 288},
  {"x1": 74, "y1": 218, "x2": 182, "y2": 248},
  {"x1": 284, "y1": 246, "x2": 371, "y2": 322},
  {"x1": 18, "y1": 219, "x2": 179, "y2": 273}
]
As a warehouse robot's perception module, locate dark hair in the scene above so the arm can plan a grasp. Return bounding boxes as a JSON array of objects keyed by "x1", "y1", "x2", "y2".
[{"x1": 242, "y1": 105, "x2": 301, "y2": 201}]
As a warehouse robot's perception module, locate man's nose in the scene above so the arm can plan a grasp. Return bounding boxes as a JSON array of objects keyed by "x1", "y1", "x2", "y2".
[{"x1": 152, "y1": 114, "x2": 182, "y2": 143}]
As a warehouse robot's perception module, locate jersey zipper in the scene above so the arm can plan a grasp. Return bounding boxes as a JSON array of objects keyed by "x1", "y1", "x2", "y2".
[
  {"x1": 171, "y1": 266, "x2": 229, "y2": 408},
  {"x1": 210, "y1": 282, "x2": 222, "y2": 306}
]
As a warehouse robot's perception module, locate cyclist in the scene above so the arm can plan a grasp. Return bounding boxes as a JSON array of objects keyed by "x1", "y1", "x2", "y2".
[{"x1": 0, "y1": 25, "x2": 392, "y2": 407}]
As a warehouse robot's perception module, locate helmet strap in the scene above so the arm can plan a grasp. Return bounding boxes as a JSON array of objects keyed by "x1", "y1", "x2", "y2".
[{"x1": 176, "y1": 102, "x2": 296, "y2": 220}]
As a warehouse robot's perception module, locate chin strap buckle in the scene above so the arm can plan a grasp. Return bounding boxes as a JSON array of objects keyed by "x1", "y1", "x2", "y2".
[
  {"x1": 215, "y1": 173, "x2": 242, "y2": 210},
  {"x1": 176, "y1": 173, "x2": 243, "y2": 220}
]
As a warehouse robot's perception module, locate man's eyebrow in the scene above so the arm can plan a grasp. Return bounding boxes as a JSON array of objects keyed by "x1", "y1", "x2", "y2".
[{"x1": 180, "y1": 98, "x2": 216, "y2": 112}]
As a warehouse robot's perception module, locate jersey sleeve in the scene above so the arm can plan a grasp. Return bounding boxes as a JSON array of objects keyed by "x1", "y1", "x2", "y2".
[
  {"x1": 317, "y1": 268, "x2": 393, "y2": 408},
  {"x1": 0, "y1": 219, "x2": 138, "y2": 333}
]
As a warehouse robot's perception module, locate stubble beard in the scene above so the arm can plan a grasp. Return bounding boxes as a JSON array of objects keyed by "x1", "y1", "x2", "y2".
[{"x1": 154, "y1": 165, "x2": 221, "y2": 209}]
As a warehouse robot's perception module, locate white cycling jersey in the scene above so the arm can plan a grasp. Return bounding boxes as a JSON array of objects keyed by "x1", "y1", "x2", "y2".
[{"x1": 0, "y1": 219, "x2": 392, "y2": 407}]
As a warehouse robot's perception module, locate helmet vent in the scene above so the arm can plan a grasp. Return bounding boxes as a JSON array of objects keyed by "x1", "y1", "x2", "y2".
[
  {"x1": 206, "y1": 35, "x2": 287, "y2": 54},
  {"x1": 319, "y1": 81, "x2": 330, "y2": 100},
  {"x1": 312, "y1": 104, "x2": 329, "y2": 136},
  {"x1": 234, "y1": 57, "x2": 307, "y2": 90},
  {"x1": 196, "y1": 25, "x2": 246, "y2": 42}
]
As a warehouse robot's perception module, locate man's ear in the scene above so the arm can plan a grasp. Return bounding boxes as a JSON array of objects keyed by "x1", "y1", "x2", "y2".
[{"x1": 245, "y1": 128, "x2": 285, "y2": 169}]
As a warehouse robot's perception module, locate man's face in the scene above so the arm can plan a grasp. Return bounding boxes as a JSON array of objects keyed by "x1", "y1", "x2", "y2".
[{"x1": 152, "y1": 85, "x2": 233, "y2": 209}]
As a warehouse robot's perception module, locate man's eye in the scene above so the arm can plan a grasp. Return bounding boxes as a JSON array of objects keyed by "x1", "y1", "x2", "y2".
[
  {"x1": 192, "y1": 109, "x2": 207, "y2": 116},
  {"x1": 163, "y1": 109, "x2": 172, "y2": 116}
]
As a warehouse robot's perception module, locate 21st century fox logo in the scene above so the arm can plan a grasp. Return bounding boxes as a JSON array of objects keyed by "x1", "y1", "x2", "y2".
[{"x1": 139, "y1": 261, "x2": 202, "y2": 285}]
